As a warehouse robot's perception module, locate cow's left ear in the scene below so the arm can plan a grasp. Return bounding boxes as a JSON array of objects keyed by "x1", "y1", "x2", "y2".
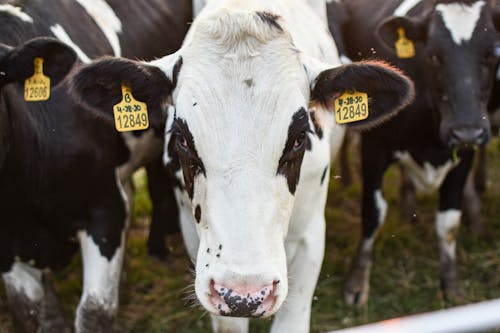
[
  {"x1": 375, "y1": 16, "x2": 427, "y2": 54},
  {"x1": 0, "y1": 37, "x2": 77, "y2": 87},
  {"x1": 311, "y1": 60, "x2": 415, "y2": 130}
]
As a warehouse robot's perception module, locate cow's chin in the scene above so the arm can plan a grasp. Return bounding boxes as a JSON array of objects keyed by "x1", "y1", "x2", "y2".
[{"x1": 193, "y1": 250, "x2": 288, "y2": 318}]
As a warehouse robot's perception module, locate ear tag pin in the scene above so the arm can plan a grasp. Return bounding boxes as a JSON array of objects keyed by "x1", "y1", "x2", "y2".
[
  {"x1": 24, "y1": 57, "x2": 51, "y2": 101},
  {"x1": 113, "y1": 84, "x2": 149, "y2": 132},
  {"x1": 334, "y1": 91, "x2": 369, "y2": 124},
  {"x1": 395, "y1": 27, "x2": 416, "y2": 59}
]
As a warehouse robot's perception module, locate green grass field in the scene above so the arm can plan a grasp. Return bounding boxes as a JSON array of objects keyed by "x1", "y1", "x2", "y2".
[{"x1": 1, "y1": 139, "x2": 500, "y2": 333}]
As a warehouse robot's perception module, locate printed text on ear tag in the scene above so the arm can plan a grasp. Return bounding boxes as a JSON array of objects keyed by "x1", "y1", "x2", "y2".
[
  {"x1": 334, "y1": 91, "x2": 369, "y2": 124},
  {"x1": 24, "y1": 57, "x2": 50, "y2": 101},
  {"x1": 113, "y1": 85, "x2": 149, "y2": 132},
  {"x1": 395, "y1": 27, "x2": 415, "y2": 59}
]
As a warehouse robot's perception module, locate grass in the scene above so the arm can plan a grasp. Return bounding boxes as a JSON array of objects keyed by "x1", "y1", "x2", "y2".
[{"x1": 1, "y1": 140, "x2": 500, "y2": 332}]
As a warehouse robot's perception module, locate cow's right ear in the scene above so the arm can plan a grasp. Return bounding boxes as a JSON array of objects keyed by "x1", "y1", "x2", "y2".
[
  {"x1": 375, "y1": 16, "x2": 428, "y2": 54},
  {"x1": 0, "y1": 37, "x2": 77, "y2": 87},
  {"x1": 70, "y1": 57, "x2": 173, "y2": 130}
]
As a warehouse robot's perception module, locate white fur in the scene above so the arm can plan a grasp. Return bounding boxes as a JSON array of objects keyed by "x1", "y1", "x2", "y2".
[
  {"x1": 395, "y1": 150, "x2": 458, "y2": 193},
  {"x1": 436, "y1": 1, "x2": 485, "y2": 45},
  {"x1": 2, "y1": 261, "x2": 43, "y2": 302},
  {"x1": 394, "y1": 0, "x2": 424, "y2": 16},
  {"x1": 435, "y1": 209, "x2": 461, "y2": 260},
  {"x1": 74, "y1": 0, "x2": 122, "y2": 56},
  {"x1": 0, "y1": 4, "x2": 33, "y2": 23},
  {"x1": 75, "y1": 170, "x2": 128, "y2": 330},
  {"x1": 155, "y1": 0, "x2": 340, "y2": 329},
  {"x1": 50, "y1": 24, "x2": 91, "y2": 63}
]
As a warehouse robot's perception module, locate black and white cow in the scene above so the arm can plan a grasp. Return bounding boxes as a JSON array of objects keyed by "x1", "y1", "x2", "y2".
[
  {"x1": 334, "y1": 0, "x2": 500, "y2": 305},
  {"x1": 0, "y1": 0, "x2": 191, "y2": 331},
  {"x1": 71, "y1": 0, "x2": 415, "y2": 331}
]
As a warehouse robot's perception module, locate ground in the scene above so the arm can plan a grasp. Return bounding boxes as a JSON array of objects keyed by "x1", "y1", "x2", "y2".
[{"x1": 1, "y1": 139, "x2": 500, "y2": 333}]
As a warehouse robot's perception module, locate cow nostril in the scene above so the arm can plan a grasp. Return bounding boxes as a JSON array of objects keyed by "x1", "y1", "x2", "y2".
[
  {"x1": 449, "y1": 127, "x2": 487, "y2": 147},
  {"x1": 208, "y1": 280, "x2": 278, "y2": 317}
]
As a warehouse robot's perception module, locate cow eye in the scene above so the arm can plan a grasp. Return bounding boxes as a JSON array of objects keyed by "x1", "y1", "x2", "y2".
[
  {"x1": 175, "y1": 132, "x2": 189, "y2": 150},
  {"x1": 426, "y1": 53, "x2": 442, "y2": 66},
  {"x1": 293, "y1": 131, "x2": 307, "y2": 150}
]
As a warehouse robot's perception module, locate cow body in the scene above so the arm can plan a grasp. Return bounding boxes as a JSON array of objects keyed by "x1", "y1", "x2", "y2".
[
  {"x1": 335, "y1": 0, "x2": 500, "y2": 305},
  {"x1": 71, "y1": 0, "x2": 415, "y2": 332},
  {"x1": 0, "y1": 1, "x2": 191, "y2": 331}
]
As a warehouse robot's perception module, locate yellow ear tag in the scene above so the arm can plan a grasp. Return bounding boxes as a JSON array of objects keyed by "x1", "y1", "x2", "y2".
[
  {"x1": 113, "y1": 85, "x2": 149, "y2": 132},
  {"x1": 334, "y1": 91, "x2": 369, "y2": 124},
  {"x1": 395, "y1": 27, "x2": 415, "y2": 59},
  {"x1": 24, "y1": 57, "x2": 50, "y2": 101}
]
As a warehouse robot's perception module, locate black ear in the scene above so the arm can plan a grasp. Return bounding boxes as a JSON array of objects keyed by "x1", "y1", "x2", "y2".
[
  {"x1": 0, "y1": 37, "x2": 77, "y2": 87},
  {"x1": 70, "y1": 57, "x2": 173, "y2": 130},
  {"x1": 311, "y1": 60, "x2": 415, "y2": 130},
  {"x1": 375, "y1": 16, "x2": 427, "y2": 54}
]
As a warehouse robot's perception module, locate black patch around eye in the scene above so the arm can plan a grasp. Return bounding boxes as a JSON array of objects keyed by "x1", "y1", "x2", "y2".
[
  {"x1": 277, "y1": 107, "x2": 311, "y2": 194},
  {"x1": 171, "y1": 117, "x2": 205, "y2": 199}
]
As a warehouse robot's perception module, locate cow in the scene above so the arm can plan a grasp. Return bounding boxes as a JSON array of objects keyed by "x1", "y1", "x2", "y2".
[
  {"x1": 0, "y1": 0, "x2": 191, "y2": 331},
  {"x1": 70, "y1": 0, "x2": 415, "y2": 331},
  {"x1": 333, "y1": 0, "x2": 500, "y2": 306}
]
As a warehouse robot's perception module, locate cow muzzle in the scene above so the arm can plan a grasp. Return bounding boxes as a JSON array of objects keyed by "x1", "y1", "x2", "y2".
[
  {"x1": 447, "y1": 125, "x2": 489, "y2": 148},
  {"x1": 208, "y1": 279, "x2": 280, "y2": 317}
]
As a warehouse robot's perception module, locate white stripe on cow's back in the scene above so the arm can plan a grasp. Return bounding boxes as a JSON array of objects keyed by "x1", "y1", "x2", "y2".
[
  {"x1": 436, "y1": 1, "x2": 485, "y2": 45},
  {"x1": 50, "y1": 24, "x2": 91, "y2": 63},
  {"x1": 0, "y1": 4, "x2": 33, "y2": 23},
  {"x1": 394, "y1": 0, "x2": 424, "y2": 16},
  {"x1": 74, "y1": 0, "x2": 122, "y2": 56}
]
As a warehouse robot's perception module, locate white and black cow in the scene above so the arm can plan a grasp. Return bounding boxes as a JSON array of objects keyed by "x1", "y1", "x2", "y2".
[
  {"x1": 0, "y1": 0, "x2": 191, "y2": 332},
  {"x1": 71, "y1": 0, "x2": 414, "y2": 331},
  {"x1": 334, "y1": 0, "x2": 500, "y2": 305}
]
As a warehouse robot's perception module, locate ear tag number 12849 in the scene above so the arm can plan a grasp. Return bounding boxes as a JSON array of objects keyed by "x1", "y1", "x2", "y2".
[
  {"x1": 113, "y1": 85, "x2": 149, "y2": 132},
  {"x1": 24, "y1": 57, "x2": 50, "y2": 101},
  {"x1": 334, "y1": 91, "x2": 369, "y2": 124},
  {"x1": 395, "y1": 27, "x2": 415, "y2": 59}
]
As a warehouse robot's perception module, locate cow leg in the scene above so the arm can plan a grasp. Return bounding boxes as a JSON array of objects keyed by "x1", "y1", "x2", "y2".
[
  {"x1": 271, "y1": 214, "x2": 325, "y2": 333},
  {"x1": 436, "y1": 150, "x2": 473, "y2": 302},
  {"x1": 146, "y1": 155, "x2": 180, "y2": 261},
  {"x1": 210, "y1": 315, "x2": 249, "y2": 333},
  {"x1": 400, "y1": 165, "x2": 417, "y2": 222},
  {"x1": 344, "y1": 137, "x2": 390, "y2": 306},
  {"x1": 461, "y1": 168, "x2": 483, "y2": 234},
  {"x1": 2, "y1": 262, "x2": 44, "y2": 333},
  {"x1": 75, "y1": 174, "x2": 128, "y2": 333}
]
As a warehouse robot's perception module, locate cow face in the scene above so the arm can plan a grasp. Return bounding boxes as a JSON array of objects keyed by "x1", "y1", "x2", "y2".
[
  {"x1": 377, "y1": 0, "x2": 500, "y2": 148},
  {"x1": 71, "y1": 10, "x2": 414, "y2": 317},
  {"x1": 0, "y1": 37, "x2": 76, "y2": 168}
]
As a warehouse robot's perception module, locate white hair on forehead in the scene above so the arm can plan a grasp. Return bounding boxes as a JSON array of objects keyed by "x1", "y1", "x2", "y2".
[
  {"x1": 436, "y1": 1, "x2": 485, "y2": 45},
  {"x1": 193, "y1": 8, "x2": 291, "y2": 49}
]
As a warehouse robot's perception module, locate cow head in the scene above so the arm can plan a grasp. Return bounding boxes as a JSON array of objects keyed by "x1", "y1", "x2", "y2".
[
  {"x1": 71, "y1": 9, "x2": 413, "y2": 318},
  {"x1": 376, "y1": 0, "x2": 500, "y2": 148},
  {"x1": 0, "y1": 37, "x2": 77, "y2": 168}
]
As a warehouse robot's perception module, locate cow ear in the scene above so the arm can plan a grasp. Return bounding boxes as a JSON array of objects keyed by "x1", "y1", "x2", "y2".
[
  {"x1": 311, "y1": 60, "x2": 415, "y2": 130},
  {"x1": 1, "y1": 37, "x2": 77, "y2": 87},
  {"x1": 70, "y1": 57, "x2": 173, "y2": 130},
  {"x1": 375, "y1": 16, "x2": 427, "y2": 54}
]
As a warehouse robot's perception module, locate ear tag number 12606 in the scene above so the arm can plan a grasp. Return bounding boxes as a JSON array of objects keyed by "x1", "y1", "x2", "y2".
[
  {"x1": 334, "y1": 91, "x2": 369, "y2": 124},
  {"x1": 113, "y1": 85, "x2": 149, "y2": 132},
  {"x1": 24, "y1": 57, "x2": 51, "y2": 101}
]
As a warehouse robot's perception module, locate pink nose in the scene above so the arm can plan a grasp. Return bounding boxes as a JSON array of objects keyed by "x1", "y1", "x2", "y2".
[{"x1": 209, "y1": 280, "x2": 279, "y2": 317}]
